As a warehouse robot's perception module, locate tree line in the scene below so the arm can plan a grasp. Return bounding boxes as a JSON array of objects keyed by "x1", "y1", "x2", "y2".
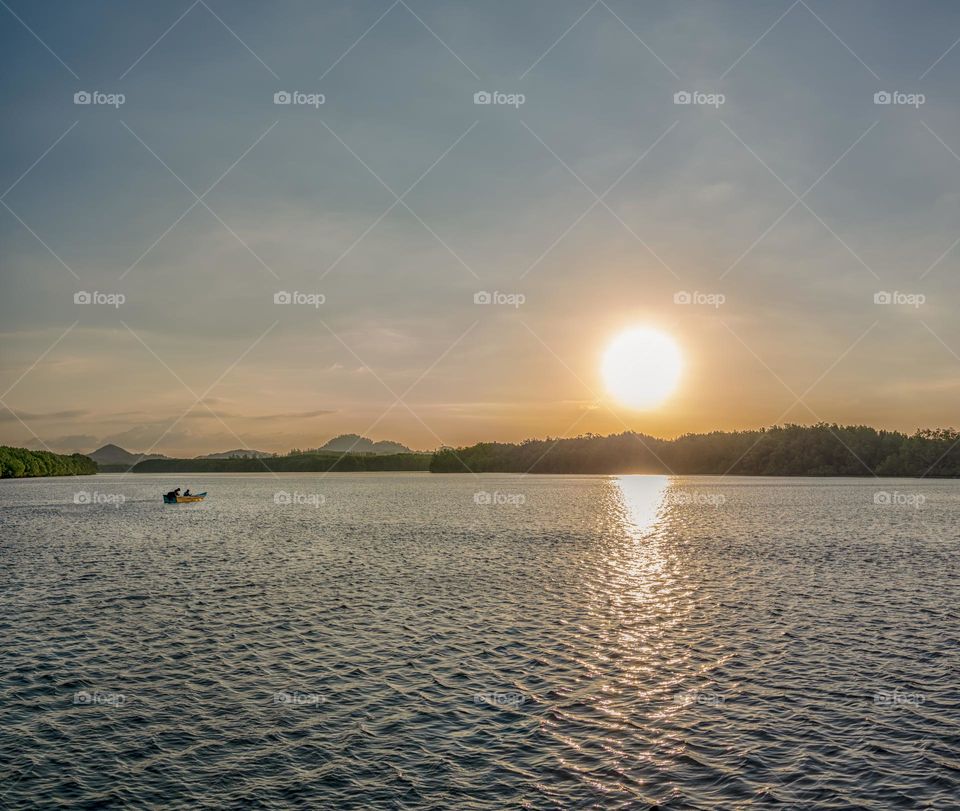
[
  {"x1": 429, "y1": 424, "x2": 960, "y2": 477},
  {"x1": 0, "y1": 446, "x2": 98, "y2": 478},
  {"x1": 5, "y1": 424, "x2": 958, "y2": 478},
  {"x1": 133, "y1": 452, "x2": 431, "y2": 473}
]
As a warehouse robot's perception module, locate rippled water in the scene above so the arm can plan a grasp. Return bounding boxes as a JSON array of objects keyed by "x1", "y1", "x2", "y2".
[{"x1": 1, "y1": 473, "x2": 958, "y2": 809}]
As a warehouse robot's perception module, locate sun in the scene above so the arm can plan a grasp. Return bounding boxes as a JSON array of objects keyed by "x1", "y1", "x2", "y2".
[{"x1": 602, "y1": 327, "x2": 683, "y2": 409}]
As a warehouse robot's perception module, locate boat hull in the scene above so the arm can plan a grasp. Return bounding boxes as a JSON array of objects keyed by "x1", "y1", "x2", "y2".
[{"x1": 162, "y1": 492, "x2": 206, "y2": 504}]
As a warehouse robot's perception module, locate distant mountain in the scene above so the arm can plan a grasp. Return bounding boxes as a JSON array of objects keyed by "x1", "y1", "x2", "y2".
[
  {"x1": 198, "y1": 449, "x2": 274, "y2": 459},
  {"x1": 316, "y1": 434, "x2": 412, "y2": 455},
  {"x1": 88, "y1": 444, "x2": 166, "y2": 466}
]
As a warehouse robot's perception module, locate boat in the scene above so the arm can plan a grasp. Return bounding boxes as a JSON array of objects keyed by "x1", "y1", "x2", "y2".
[{"x1": 163, "y1": 492, "x2": 207, "y2": 504}]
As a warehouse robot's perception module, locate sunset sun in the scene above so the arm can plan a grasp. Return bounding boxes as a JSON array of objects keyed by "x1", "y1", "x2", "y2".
[{"x1": 602, "y1": 327, "x2": 683, "y2": 410}]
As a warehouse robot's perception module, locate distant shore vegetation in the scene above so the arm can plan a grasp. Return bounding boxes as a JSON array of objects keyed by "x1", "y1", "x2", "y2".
[
  {"x1": 132, "y1": 451, "x2": 431, "y2": 473},
  {"x1": 4, "y1": 424, "x2": 959, "y2": 479},
  {"x1": 0, "y1": 447, "x2": 97, "y2": 478},
  {"x1": 430, "y1": 424, "x2": 960, "y2": 477}
]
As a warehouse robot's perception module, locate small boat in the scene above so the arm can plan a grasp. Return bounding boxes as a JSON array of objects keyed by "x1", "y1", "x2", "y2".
[{"x1": 163, "y1": 492, "x2": 207, "y2": 504}]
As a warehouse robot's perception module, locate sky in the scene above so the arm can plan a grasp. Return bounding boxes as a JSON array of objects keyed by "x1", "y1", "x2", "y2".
[{"x1": 1, "y1": 0, "x2": 959, "y2": 456}]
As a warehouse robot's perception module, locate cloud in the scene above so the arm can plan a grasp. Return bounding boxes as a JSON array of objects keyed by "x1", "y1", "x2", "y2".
[
  {"x1": 0, "y1": 409, "x2": 88, "y2": 423},
  {"x1": 245, "y1": 409, "x2": 335, "y2": 421}
]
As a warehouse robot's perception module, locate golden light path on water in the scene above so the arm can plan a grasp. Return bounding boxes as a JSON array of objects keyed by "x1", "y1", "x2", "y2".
[
  {"x1": 608, "y1": 475, "x2": 675, "y2": 610},
  {"x1": 571, "y1": 474, "x2": 715, "y2": 783},
  {"x1": 616, "y1": 475, "x2": 670, "y2": 541}
]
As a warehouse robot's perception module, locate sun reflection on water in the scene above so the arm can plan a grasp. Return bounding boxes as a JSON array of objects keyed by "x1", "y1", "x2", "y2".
[
  {"x1": 615, "y1": 475, "x2": 670, "y2": 540},
  {"x1": 609, "y1": 476, "x2": 672, "y2": 605},
  {"x1": 585, "y1": 475, "x2": 696, "y2": 710}
]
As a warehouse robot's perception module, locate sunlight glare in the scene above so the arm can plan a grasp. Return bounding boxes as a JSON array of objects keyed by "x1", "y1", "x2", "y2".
[{"x1": 602, "y1": 327, "x2": 682, "y2": 410}]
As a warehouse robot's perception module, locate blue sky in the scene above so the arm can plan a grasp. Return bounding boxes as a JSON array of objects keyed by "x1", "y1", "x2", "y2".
[{"x1": 2, "y1": 0, "x2": 959, "y2": 454}]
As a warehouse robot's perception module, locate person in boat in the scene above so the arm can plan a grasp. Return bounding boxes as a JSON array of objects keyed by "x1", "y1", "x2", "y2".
[
  {"x1": 165, "y1": 487, "x2": 181, "y2": 500},
  {"x1": 183, "y1": 488, "x2": 192, "y2": 497}
]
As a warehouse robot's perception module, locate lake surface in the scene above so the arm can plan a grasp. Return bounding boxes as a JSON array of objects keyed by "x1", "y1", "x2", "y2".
[{"x1": 1, "y1": 473, "x2": 958, "y2": 809}]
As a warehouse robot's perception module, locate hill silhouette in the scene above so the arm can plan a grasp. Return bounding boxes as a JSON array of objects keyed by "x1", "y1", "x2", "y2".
[
  {"x1": 295, "y1": 434, "x2": 413, "y2": 455},
  {"x1": 88, "y1": 444, "x2": 166, "y2": 466}
]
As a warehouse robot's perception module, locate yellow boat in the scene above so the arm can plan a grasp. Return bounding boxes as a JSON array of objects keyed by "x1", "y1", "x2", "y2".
[{"x1": 162, "y1": 492, "x2": 206, "y2": 504}]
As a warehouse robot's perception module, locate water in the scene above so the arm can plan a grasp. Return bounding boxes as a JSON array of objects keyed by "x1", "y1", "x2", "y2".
[{"x1": 1, "y1": 473, "x2": 958, "y2": 809}]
